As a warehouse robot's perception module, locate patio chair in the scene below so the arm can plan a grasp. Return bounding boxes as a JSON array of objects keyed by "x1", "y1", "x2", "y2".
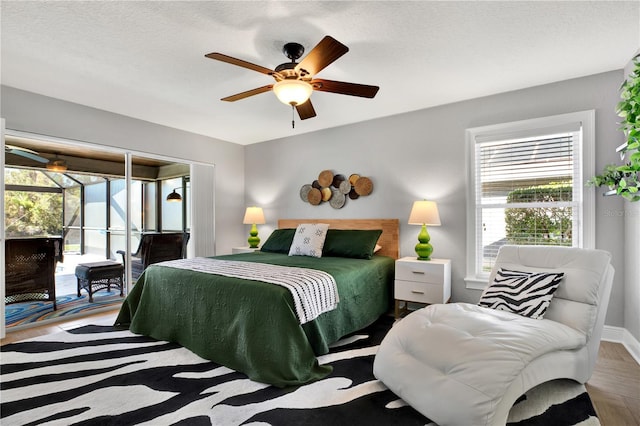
[
  {"x1": 117, "y1": 232, "x2": 189, "y2": 281},
  {"x1": 5, "y1": 237, "x2": 62, "y2": 311}
]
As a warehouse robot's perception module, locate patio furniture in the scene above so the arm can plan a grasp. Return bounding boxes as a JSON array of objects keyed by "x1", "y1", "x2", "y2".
[
  {"x1": 5, "y1": 237, "x2": 63, "y2": 311},
  {"x1": 117, "y1": 232, "x2": 189, "y2": 281},
  {"x1": 75, "y1": 260, "x2": 124, "y2": 302}
]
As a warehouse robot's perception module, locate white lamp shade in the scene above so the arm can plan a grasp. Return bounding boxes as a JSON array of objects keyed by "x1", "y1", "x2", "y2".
[
  {"x1": 273, "y1": 79, "x2": 313, "y2": 106},
  {"x1": 243, "y1": 207, "x2": 265, "y2": 225},
  {"x1": 408, "y1": 200, "x2": 441, "y2": 226}
]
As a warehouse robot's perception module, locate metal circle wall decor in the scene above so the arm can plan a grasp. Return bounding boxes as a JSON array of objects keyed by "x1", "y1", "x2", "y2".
[
  {"x1": 339, "y1": 180, "x2": 351, "y2": 195},
  {"x1": 354, "y1": 176, "x2": 373, "y2": 196},
  {"x1": 321, "y1": 187, "x2": 332, "y2": 201},
  {"x1": 299, "y1": 184, "x2": 312, "y2": 202},
  {"x1": 318, "y1": 170, "x2": 334, "y2": 187},
  {"x1": 332, "y1": 174, "x2": 346, "y2": 188},
  {"x1": 329, "y1": 188, "x2": 346, "y2": 209},
  {"x1": 299, "y1": 170, "x2": 373, "y2": 208},
  {"x1": 307, "y1": 187, "x2": 322, "y2": 205}
]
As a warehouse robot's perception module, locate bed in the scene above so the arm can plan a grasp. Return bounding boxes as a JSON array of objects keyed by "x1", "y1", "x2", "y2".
[{"x1": 115, "y1": 218, "x2": 399, "y2": 387}]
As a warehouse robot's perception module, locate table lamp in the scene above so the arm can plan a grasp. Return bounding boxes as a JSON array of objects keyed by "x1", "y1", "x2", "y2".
[
  {"x1": 408, "y1": 200, "x2": 441, "y2": 260},
  {"x1": 243, "y1": 207, "x2": 266, "y2": 248}
]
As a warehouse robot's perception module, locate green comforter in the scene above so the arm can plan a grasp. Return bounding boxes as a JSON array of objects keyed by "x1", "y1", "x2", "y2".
[{"x1": 115, "y1": 252, "x2": 394, "y2": 387}]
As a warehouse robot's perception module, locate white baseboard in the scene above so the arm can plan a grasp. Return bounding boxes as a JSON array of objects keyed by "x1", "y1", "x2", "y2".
[{"x1": 602, "y1": 325, "x2": 640, "y2": 365}]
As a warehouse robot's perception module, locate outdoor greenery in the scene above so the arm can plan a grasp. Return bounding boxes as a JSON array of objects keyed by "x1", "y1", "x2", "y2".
[
  {"x1": 505, "y1": 182, "x2": 572, "y2": 246},
  {"x1": 588, "y1": 54, "x2": 640, "y2": 202},
  {"x1": 4, "y1": 169, "x2": 64, "y2": 237}
]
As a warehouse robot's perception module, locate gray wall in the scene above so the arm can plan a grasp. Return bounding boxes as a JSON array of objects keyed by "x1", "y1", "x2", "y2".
[
  {"x1": 1, "y1": 85, "x2": 246, "y2": 256},
  {"x1": 623, "y1": 52, "x2": 640, "y2": 342},
  {"x1": 625, "y1": 202, "x2": 639, "y2": 341},
  {"x1": 245, "y1": 70, "x2": 627, "y2": 328}
]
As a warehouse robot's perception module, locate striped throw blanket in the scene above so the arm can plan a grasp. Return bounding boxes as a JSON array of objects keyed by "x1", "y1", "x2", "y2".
[{"x1": 156, "y1": 257, "x2": 339, "y2": 324}]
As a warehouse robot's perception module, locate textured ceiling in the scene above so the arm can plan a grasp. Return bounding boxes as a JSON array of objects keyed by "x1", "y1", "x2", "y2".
[{"x1": 1, "y1": 1, "x2": 639, "y2": 145}]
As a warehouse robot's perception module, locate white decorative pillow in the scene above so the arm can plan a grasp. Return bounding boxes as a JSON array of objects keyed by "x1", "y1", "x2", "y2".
[
  {"x1": 478, "y1": 268, "x2": 564, "y2": 319},
  {"x1": 288, "y1": 223, "x2": 329, "y2": 258}
]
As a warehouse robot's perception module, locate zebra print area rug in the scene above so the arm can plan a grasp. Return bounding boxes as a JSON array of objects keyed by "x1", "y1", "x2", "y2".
[{"x1": 1, "y1": 316, "x2": 599, "y2": 426}]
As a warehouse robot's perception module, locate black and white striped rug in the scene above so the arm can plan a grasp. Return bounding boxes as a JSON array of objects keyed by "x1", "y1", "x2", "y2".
[{"x1": 1, "y1": 316, "x2": 599, "y2": 425}]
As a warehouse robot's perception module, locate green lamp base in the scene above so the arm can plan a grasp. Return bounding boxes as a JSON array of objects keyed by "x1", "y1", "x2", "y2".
[
  {"x1": 415, "y1": 224, "x2": 433, "y2": 260},
  {"x1": 248, "y1": 223, "x2": 260, "y2": 248}
]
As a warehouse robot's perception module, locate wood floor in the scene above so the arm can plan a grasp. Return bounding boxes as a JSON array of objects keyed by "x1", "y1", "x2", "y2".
[
  {"x1": 2, "y1": 310, "x2": 639, "y2": 426},
  {"x1": 586, "y1": 340, "x2": 640, "y2": 425}
]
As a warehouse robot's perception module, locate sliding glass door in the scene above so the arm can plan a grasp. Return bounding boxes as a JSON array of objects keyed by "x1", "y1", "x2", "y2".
[{"x1": 3, "y1": 132, "x2": 194, "y2": 329}]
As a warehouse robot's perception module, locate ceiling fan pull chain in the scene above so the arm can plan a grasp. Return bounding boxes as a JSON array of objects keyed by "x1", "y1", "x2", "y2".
[{"x1": 291, "y1": 105, "x2": 295, "y2": 129}]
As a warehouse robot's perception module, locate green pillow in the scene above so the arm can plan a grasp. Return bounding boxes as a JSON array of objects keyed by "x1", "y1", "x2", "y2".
[
  {"x1": 260, "y1": 229, "x2": 296, "y2": 254},
  {"x1": 322, "y1": 229, "x2": 383, "y2": 259}
]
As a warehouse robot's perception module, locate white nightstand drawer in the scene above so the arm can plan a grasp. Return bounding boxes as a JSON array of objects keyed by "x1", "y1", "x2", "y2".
[
  {"x1": 395, "y1": 280, "x2": 446, "y2": 304},
  {"x1": 232, "y1": 247, "x2": 260, "y2": 254},
  {"x1": 394, "y1": 257, "x2": 452, "y2": 318},
  {"x1": 395, "y1": 259, "x2": 447, "y2": 283}
]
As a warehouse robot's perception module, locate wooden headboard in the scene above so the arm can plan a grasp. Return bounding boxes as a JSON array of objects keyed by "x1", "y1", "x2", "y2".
[{"x1": 278, "y1": 218, "x2": 400, "y2": 259}]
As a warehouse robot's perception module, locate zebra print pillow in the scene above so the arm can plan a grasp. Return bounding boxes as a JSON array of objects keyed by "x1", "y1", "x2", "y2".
[{"x1": 478, "y1": 268, "x2": 565, "y2": 319}]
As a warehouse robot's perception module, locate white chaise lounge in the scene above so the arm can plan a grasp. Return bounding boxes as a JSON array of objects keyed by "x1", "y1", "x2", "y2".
[{"x1": 373, "y1": 245, "x2": 614, "y2": 426}]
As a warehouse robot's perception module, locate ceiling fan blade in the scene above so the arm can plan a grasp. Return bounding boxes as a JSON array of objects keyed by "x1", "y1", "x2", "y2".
[
  {"x1": 205, "y1": 52, "x2": 274, "y2": 75},
  {"x1": 221, "y1": 85, "x2": 274, "y2": 102},
  {"x1": 296, "y1": 99, "x2": 317, "y2": 120},
  {"x1": 311, "y1": 79, "x2": 379, "y2": 98},
  {"x1": 295, "y1": 36, "x2": 348, "y2": 77},
  {"x1": 5, "y1": 144, "x2": 49, "y2": 163}
]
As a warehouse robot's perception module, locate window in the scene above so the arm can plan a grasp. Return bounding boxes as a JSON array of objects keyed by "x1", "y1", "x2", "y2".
[
  {"x1": 465, "y1": 111, "x2": 595, "y2": 289},
  {"x1": 161, "y1": 177, "x2": 189, "y2": 232}
]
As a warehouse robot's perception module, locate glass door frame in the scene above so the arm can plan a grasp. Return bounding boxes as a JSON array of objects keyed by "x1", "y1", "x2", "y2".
[{"x1": 2, "y1": 128, "x2": 201, "y2": 320}]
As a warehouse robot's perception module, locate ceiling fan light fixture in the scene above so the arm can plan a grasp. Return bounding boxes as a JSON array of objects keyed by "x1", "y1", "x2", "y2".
[
  {"x1": 46, "y1": 159, "x2": 68, "y2": 172},
  {"x1": 273, "y1": 79, "x2": 313, "y2": 106}
]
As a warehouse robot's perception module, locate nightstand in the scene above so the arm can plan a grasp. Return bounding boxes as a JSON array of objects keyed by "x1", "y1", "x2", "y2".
[
  {"x1": 231, "y1": 247, "x2": 261, "y2": 254},
  {"x1": 394, "y1": 257, "x2": 451, "y2": 318}
]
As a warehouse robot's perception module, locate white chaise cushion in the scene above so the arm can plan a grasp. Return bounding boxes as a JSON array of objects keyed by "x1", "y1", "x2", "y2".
[
  {"x1": 373, "y1": 303, "x2": 586, "y2": 426},
  {"x1": 489, "y1": 246, "x2": 612, "y2": 338}
]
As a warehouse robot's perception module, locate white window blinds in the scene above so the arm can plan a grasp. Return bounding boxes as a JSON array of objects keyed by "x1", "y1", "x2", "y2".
[
  {"x1": 466, "y1": 111, "x2": 595, "y2": 288},
  {"x1": 478, "y1": 133, "x2": 575, "y2": 199},
  {"x1": 475, "y1": 130, "x2": 581, "y2": 274}
]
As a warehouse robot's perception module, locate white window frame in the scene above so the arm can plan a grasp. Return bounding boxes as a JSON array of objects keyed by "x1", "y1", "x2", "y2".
[{"x1": 465, "y1": 110, "x2": 595, "y2": 290}]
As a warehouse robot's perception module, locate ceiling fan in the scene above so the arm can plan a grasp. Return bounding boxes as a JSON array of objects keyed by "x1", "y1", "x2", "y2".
[
  {"x1": 5, "y1": 144, "x2": 69, "y2": 171},
  {"x1": 5, "y1": 144, "x2": 49, "y2": 163},
  {"x1": 205, "y1": 36, "x2": 379, "y2": 124}
]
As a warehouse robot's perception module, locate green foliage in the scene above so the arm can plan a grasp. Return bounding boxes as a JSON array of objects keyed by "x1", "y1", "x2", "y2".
[
  {"x1": 4, "y1": 169, "x2": 63, "y2": 237},
  {"x1": 5, "y1": 191, "x2": 63, "y2": 237},
  {"x1": 587, "y1": 164, "x2": 626, "y2": 188},
  {"x1": 589, "y1": 54, "x2": 640, "y2": 202},
  {"x1": 505, "y1": 182, "x2": 573, "y2": 246}
]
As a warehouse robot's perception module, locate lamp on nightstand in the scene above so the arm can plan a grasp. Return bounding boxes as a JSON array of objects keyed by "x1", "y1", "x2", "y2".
[
  {"x1": 243, "y1": 207, "x2": 266, "y2": 248},
  {"x1": 408, "y1": 200, "x2": 441, "y2": 260}
]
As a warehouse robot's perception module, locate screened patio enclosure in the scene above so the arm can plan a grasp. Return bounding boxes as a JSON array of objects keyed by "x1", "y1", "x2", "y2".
[
  {"x1": 4, "y1": 134, "x2": 191, "y2": 327},
  {"x1": 5, "y1": 167, "x2": 190, "y2": 259}
]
